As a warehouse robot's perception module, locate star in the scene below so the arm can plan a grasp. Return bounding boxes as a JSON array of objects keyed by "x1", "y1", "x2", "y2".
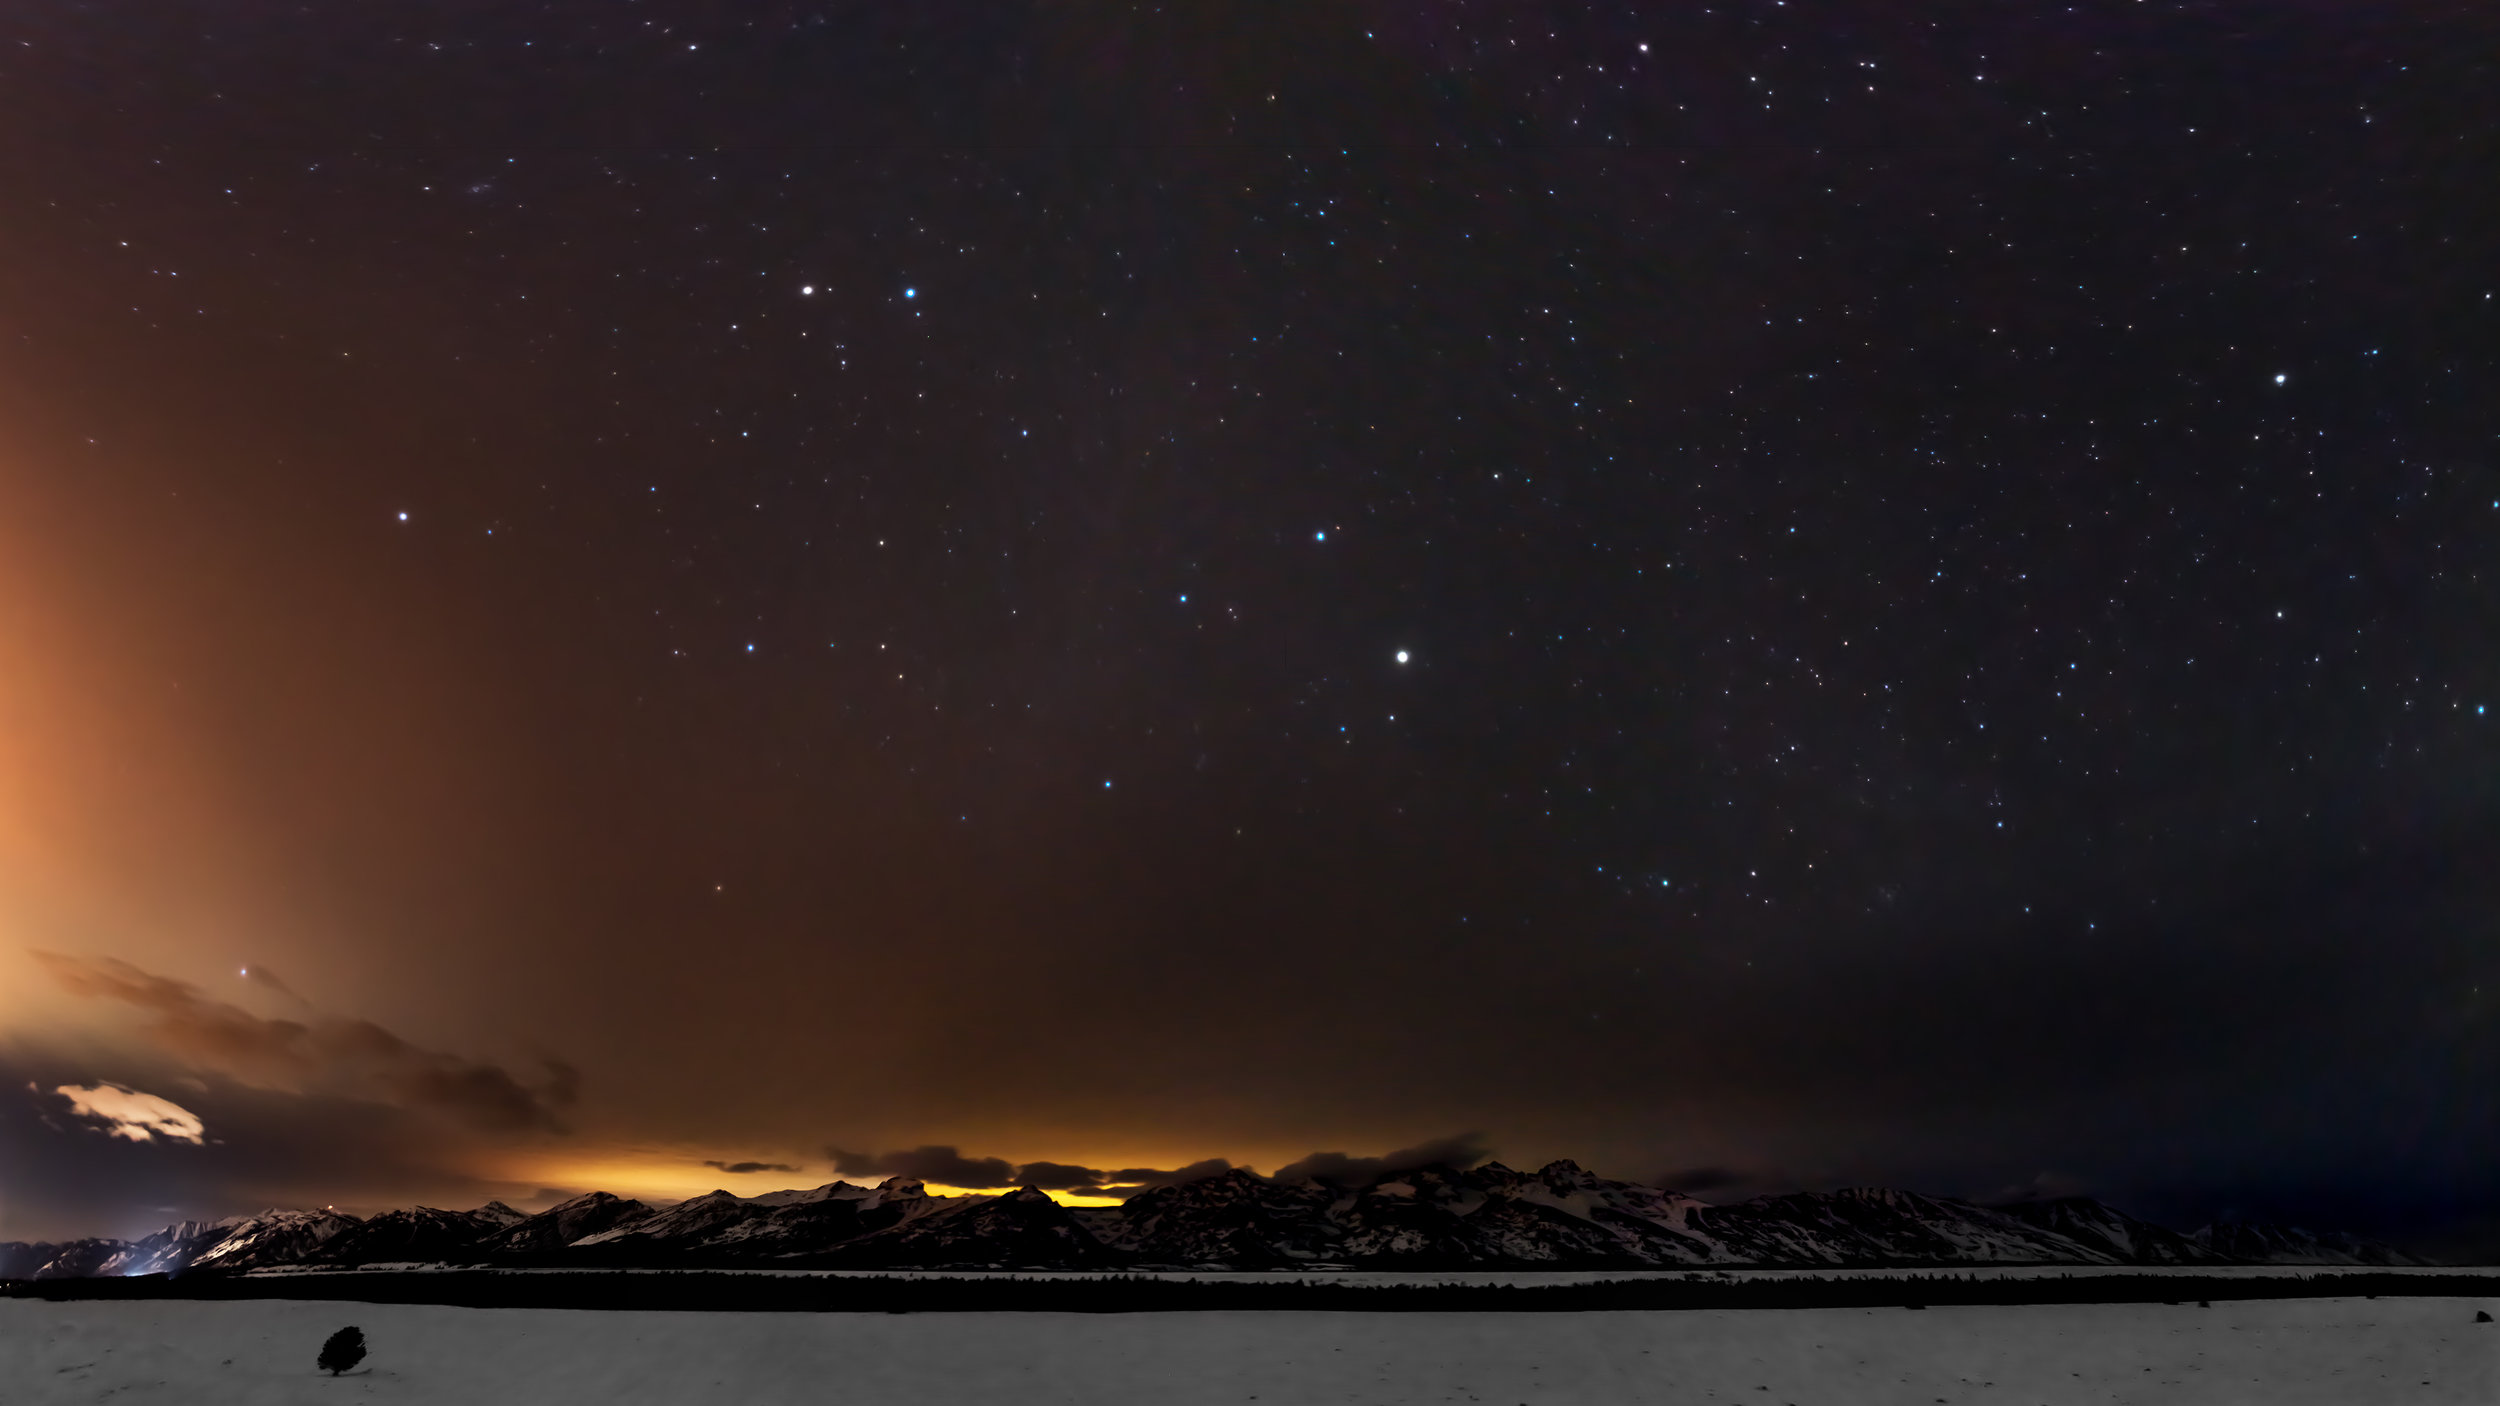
[{"x1": 1395, "y1": 650, "x2": 1410, "y2": 664}]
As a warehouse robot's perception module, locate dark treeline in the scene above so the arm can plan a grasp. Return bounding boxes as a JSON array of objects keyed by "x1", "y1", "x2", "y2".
[{"x1": 6, "y1": 1270, "x2": 2493, "y2": 1314}]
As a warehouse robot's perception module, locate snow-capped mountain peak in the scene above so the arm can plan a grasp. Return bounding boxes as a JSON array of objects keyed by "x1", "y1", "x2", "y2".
[
  {"x1": 183, "y1": 1209, "x2": 361, "y2": 1272},
  {"x1": 4, "y1": 1167, "x2": 2429, "y2": 1277}
]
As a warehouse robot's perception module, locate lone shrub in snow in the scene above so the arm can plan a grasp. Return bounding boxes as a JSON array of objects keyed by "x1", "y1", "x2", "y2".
[{"x1": 318, "y1": 1326, "x2": 367, "y2": 1376}]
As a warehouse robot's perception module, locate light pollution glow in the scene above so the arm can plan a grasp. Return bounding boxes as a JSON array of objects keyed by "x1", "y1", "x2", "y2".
[{"x1": 504, "y1": 1150, "x2": 1142, "y2": 1208}]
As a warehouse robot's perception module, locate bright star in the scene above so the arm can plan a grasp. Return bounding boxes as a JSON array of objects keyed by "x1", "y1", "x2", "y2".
[
  {"x1": 2274, "y1": 373, "x2": 2287, "y2": 384},
  {"x1": 1315, "y1": 530, "x2": 1327, "y2": 542},
  {"x1": 1395, "y1": 650, "x2": 1409, "y2": 664},
  {"x1": 396, "y1": 511, "x2": 408, "y2": 521},
  {"x1": 800, "y1": 285, "x2": 814, "y2": 295},
  {"x1": 904, "y1": 287, "x2": 916, "y2": 299}
]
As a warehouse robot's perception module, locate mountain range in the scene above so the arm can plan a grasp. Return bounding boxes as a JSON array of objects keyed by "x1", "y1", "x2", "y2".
[{"x1": 0, "y1": 1160, "x2": 2427, "y2": 1279}]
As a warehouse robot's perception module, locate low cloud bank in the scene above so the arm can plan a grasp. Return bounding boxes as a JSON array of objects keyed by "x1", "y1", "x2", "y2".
[
  {"x1": 1273, "y1": 1133, "x2": 1492, "y2": 1186},
  {"x1": 823, "y1": 1144, "x2": 1243, "y2": 1195},
  {"x1": 820, "y1": 1136, "x2": 1496, "y2": 1195}
]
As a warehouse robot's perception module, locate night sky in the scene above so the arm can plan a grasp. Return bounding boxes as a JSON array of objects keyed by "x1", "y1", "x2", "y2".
[{"x1": 1, "y1": 2, "x2": 2494, "y2": 1254}]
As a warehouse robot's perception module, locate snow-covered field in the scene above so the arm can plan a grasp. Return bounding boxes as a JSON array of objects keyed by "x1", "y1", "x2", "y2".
[
  {"x1": 233, "y1": 1263, "x2": 2500, "y2": 1285},
  {"x1": 4, "y1": 1295, "x2": 2491, "y2": 1405},
  {"x1": 408, "y1": 1264, "x2": 2492, "y2": 1286}
]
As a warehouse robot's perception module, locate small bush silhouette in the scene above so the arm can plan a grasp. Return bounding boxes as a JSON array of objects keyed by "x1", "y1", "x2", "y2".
[
  {"x1": 2476, "y1": 1310, "x2": 2492, "y2": 1324},
  {"x1": 318, "y1": 1326, "x2": 367, "y2": 1376}
]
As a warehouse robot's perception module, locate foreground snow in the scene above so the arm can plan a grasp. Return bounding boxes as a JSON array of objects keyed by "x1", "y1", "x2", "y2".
[
  {"x1": 4, "y1": 1295, "x2": 2491, "y2": 1405},
  {"x1": 240, "y1": 1262, "x2": 2483, "y2": 1284}
]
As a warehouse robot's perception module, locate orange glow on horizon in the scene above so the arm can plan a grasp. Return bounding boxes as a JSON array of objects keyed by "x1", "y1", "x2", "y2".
[{"x1": 502, "y1": 1150, "x2": 1146, "y2": 1209}]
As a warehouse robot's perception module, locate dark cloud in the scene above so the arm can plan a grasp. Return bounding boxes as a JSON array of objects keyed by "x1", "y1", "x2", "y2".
[
  {"x1": 237, "y1": 964, "x2": 307, "y2": 1006},
  {"x1": 1983, "y1": 1171, "x2": 2098, "y2": 1206},
  {"x1": 1009, "y1": 1160, "x2": 1107, "y2": 1191},
  {"x1": 0, "y1": 1048, "x2": 546, "y2": 1241},
  {"x1": 539, "y1": 1059, "x2": 583, "y2": 1110},
  {"x1": 808, "y1": 1152, "x2": 1237, "y2": 1195},
  {"x1": 33, "y1": 952, "x2": 577, "y2": 1134},
  {"x1": 1274, "y1": 1134, "x2": 1492, "y2": 1187},
  {"x1": 824, "y1": 1145, "x2": 1017, "y2": 1188},
  {"x1": 702, "y1": 1159, "x2": 801, "y2": 1176},
  {"x1": 1088, "y1": 1158, "x2": 1239, "y2": 1196}
]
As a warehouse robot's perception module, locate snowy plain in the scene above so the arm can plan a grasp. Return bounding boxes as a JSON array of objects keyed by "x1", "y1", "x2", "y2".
[
  {"x1": 5, "y1": 1293, "x2": 2492, "y2": 1406},
  {"x1": 390, "y1": 1263, "x2": 2497, "y2": 1285}
]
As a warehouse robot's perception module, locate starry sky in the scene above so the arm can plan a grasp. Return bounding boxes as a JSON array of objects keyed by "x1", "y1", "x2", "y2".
[{"x1": 1, "y1": 2, "x2": 2494, "y2": 1253}]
